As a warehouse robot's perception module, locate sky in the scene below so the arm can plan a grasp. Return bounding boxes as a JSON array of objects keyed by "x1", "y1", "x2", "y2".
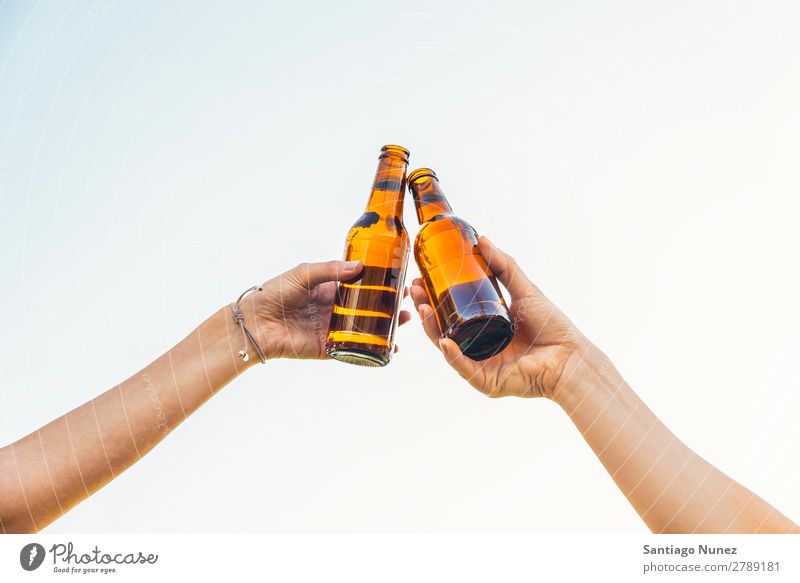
[{"x1": 1, "y1": 0, "x2": 799, "y2": 533}]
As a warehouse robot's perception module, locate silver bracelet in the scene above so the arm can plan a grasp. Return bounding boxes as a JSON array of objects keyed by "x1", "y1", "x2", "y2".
[{"x1": 230, "y1": 285, "x2": 268, "y2": 364}]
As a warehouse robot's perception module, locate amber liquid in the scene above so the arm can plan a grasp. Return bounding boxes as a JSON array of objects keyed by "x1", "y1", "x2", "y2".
[
  {"x1": 327, "y1": 263, "x2": 406, "y2": 365},
  {"x1": 326, "y1": 146, "x2": 410, "y2": 367},
  {"x1": 410, "y1": 169, "x2": 513, "y2": 361}
]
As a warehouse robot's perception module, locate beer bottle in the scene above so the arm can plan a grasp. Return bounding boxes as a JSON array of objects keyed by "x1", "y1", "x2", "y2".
[
  {"x1": 408, "y1": 168, "x2": 513, "y2": 360},
  {"x1": 325, "y1": 145, "x2": 411, "y2": 367}
]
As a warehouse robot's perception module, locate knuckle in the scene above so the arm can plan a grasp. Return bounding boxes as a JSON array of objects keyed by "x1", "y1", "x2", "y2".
[
  {"x1": 286, "y1": 263, "x2": 310, "y2": 287},
  {"x1": 506, "y1": 255, "x2": 519, "y2": 272}
]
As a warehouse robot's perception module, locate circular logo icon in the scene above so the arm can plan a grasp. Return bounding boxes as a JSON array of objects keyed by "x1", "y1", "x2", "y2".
[{"x1": 19, "y1": 543, "x2": 46, "y2": 571}]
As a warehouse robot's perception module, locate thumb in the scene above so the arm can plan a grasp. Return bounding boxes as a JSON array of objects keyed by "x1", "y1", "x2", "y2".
[
  {"x1": 288, "y1": 260, "x2": 363, "y2": 289},
  {"x1": 477, "y1": 236, "x2": 568, "y2": 337},
  {"x1": 477, "y1": 236, "x2": 537, "y2": 301}
]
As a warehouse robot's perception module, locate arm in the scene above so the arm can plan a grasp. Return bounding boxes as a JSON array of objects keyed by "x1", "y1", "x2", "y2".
[
  {"x1": 556, "y1": 348, "x2": 798, "y2": 533},
  {"x1": 410, "y1": 236, "x2": 798, "y2": 534},
  {"x1": 0, "y1": 306, "x2": 249, "y2": 534},
  {"x1": 0, "y1": 259, "x2": 403, "y2": 533}
]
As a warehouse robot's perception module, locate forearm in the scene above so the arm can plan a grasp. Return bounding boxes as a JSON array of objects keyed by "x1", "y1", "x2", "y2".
[
  {"x1": 554, "y1": 346, "x2": 798, "y2": 534},
  {"x1": 0, "y1": 305, "x2": 254, "y2": 533}
]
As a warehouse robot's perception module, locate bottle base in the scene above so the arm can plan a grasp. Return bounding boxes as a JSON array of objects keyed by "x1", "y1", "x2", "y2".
[
  {"x1": 326, "y1": 347, "x2": 390, "y2": 367},
  {"x1": 448, "y1": 315, "x2": 514, "y2": 361}
]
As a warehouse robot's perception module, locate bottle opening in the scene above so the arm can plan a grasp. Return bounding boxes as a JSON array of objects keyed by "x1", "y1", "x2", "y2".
[
  {"x1": 379, "y1": 144, "x2": 410, "y2": 162},
  {"x1": 407, "y1": 167, "x2": 438, "y2": 184}
]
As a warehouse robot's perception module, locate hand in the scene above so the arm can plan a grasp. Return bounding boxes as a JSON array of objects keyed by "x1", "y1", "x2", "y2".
[
  {"x1": 250, "y1": 260, "x2": 411, "y2": 360},
  {"x1": 410, "y1": 237, "x2": 593, "y2": 399}
]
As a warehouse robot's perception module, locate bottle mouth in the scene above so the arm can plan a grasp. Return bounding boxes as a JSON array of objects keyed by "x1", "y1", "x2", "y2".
[
  {"x1": 379, "y1": 144, "x2": 410, "y2": 162},
  {"x1": 407, "y1": 167, "x2": 438, "y2": 184}
]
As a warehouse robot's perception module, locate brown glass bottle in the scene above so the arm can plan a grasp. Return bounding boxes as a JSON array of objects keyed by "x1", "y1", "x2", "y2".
[
  {"x1": 325, "y1": 145, "x2": 411, "y2": 367},
  {"x1": 408, "y1": 168, "x2": 513, "y2": 360}
]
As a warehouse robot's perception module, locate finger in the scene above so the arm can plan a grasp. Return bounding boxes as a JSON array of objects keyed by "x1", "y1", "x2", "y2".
[
  {"x1": 477, "y1": 237, "x2": 535, "y2": 301},
  {"x1": 409, "y1": 282, "x2": 431, "y2": 309},
  {"x1": 438, "y1": 338, "x2": 480, "y2": 382},
  {"x1": 403, "y1": 286, "x2": 410, "y2": 299},
  {"x1": 416, "y1": 303, "x2": 441, "y2": 344},
  {"x1": 288, "y1": 260, "x2": 363, "y2": 289},
  {"x1": 398, "y1": 309, "x2": 411, "y2": 326},
  {"x1": 409, "y1": 283, "x2": 441, "y2": 343}
]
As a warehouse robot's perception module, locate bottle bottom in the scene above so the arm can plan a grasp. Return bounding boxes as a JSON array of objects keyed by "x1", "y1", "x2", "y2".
[
  {"x1": 448, "y1": 315, "x2": 514, "y2": 361},
  {"x1": 326, "y1": 344, "x2": 391, "y2": 367}
]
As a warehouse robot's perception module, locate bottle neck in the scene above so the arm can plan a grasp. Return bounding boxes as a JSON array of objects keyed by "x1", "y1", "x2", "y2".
[
  {"x1": 365, "y1": 152, "x2": 408, "y2": 218},
  {"x1": 408, "y1": 173, "x2": 452, "y2": 224}
]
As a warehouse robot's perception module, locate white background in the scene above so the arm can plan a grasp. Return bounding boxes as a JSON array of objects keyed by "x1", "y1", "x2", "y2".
[
  {"x1": 1, "y1": 534, "x2": 798, "y2": 582},
  {"x1": 0, "y1": 0, "x2": 798, "y2": 533}
]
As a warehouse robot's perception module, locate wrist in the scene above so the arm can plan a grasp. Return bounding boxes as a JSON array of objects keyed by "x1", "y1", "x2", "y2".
[
  {"x1": 237, "y1": 286, "x2": 281, "y2": 361},
  {"x1": 194, "y1": 306, "x2": 261, "y2": 382},
  {"x1": 550, "y1": 343, "x2": 622, "y2": 410},
  {"x1": 211, "y1": 284, "x2": 279, "y2": 371}
]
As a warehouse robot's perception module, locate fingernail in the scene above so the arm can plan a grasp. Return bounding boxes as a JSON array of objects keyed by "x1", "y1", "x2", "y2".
[
  {"x1": 481, "y1": 235, "x2": 494, "y2": 247},
  {"x1": 438, "y1": 338, "x2": 447, "y2": 353},
  {"x1": 344, "y1": 260, "x2": 361, "y2": 270}
]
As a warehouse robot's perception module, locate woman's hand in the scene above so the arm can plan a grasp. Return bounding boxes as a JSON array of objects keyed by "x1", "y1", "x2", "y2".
[
  {"x1": 252, "y1": 260, "x2": 411, "y2": 360},
  {"x1": 410, "y1": 237, "x2": 594, "y2": 399}
]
